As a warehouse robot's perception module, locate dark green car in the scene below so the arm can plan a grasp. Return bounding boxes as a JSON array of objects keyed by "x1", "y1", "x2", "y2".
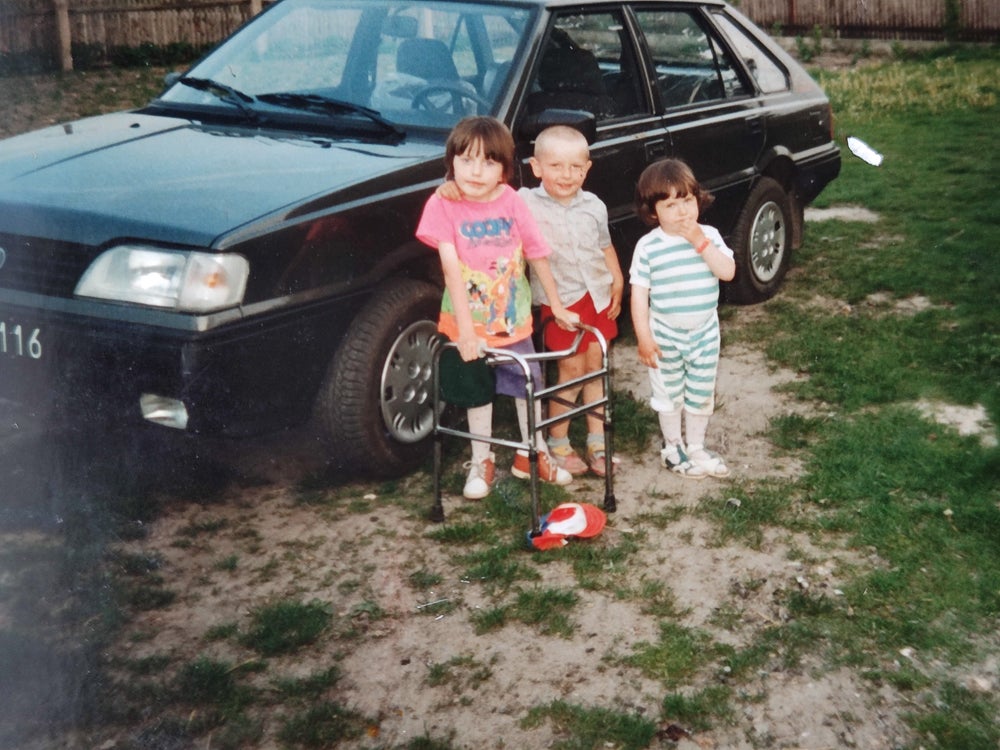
[{"x1": 0, "y1": 0, "x2": 839, "y2": 476}]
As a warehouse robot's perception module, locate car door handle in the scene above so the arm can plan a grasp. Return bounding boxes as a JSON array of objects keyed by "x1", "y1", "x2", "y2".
[
  {"x1": 645, "y1": 139, "x2": 668, "y2": 161},
  {"x1": 745, "y1": 115, "x2": 763, "y2": 135}
]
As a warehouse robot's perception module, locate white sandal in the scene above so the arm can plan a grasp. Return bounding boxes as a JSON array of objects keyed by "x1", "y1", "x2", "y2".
[
  {"x1": 685, "y1": 444, "x2": 730, "y2": 478},
  {"x1": 660, "y1": 444, "x2": 706, "y2": 479}
]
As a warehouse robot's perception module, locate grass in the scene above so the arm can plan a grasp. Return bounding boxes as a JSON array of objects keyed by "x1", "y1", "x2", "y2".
[
  {"x1": 241, "y1": 599, "x2": 333, "y2": 656},
  {"x1": 0, "y1": 45, "x2": 998, "y2": 750}
]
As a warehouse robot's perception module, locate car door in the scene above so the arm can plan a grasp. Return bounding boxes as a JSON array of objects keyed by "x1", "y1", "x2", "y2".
[
  {"x1": 630, "y1": 6, "x2": 765, "y2": 237},
  {"x1": 512, "y1": 7, "x2": 668, "y2": 260}
]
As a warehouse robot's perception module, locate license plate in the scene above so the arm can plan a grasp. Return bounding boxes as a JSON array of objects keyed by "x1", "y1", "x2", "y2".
[{"x1": 0, "y1": 320, "x2": 43, "y2": 359}]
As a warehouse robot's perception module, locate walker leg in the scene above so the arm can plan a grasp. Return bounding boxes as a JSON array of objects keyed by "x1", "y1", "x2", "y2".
[
  {"x1": 430, "y1": 432, "x2": 445, "y2": 523},
  {"x1": 601, "y1": 356, "x2": 616, "y2": 513},
  {"x1": 528, "y1": 446, "x2": 542, "y2": 536}
]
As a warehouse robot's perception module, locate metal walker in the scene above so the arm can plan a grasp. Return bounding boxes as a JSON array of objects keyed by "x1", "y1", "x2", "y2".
[{"x1": 429, "y1": 323, "x2": 616, "y2": 540}]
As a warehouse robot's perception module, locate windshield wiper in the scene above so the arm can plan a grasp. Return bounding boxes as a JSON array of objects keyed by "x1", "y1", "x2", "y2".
[
  {"x1": 178, "y1": 76, "x2": 259, "y2": 121},
  {"x1": 257, "y1": 92, "x2": 404, "y2": 142}
]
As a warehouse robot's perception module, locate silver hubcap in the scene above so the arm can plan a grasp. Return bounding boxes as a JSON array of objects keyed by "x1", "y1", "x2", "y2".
[
  {"x1": 749, "y1": 200, "x2": 785, "y2": 283},
  {"x1": 380, "y1": 320, "x2": 440, "y2": 444}
]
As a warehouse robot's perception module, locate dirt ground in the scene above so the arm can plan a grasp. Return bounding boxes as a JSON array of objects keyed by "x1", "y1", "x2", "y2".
[
  {"x1": 93, "y1": 298, "x2": 929, "y2": 749},
  {"x1": 83, "y1": 205, "x2": 999, "y2": 749}
]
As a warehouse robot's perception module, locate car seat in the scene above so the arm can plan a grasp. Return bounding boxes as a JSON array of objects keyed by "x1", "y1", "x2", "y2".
[
  {"x1": 396, "y1": 38, "x2": 460, "y2": 82},
  {"x1": 526, "y1": 28, "x2": 618, "y2": 118}
]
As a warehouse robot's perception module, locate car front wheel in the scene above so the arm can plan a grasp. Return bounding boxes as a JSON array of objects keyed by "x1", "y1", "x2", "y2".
[
  {"x1": 315, "y1": 278, "x2": 443, "y2": 477},
  {"x1": 725, "y1": 177, "x2": 793, "y2": 304}
]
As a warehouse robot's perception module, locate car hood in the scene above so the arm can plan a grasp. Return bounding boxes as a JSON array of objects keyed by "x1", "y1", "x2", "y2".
[{"x1": 0, "y1": 111, "x2": 442, "y2": 248}]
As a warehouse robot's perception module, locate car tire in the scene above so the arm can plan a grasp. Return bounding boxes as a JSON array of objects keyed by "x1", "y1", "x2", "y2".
[
  {"x1": 725, "y1": 177, "x2": 793, "y2": 304},
  {"x1": 315, "y1": 278, "x2": 443, "y2": 477}
]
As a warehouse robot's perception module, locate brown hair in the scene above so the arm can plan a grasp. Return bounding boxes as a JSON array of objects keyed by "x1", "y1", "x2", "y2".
[
  {"x1": 444, "y1": 116, "x2": 516, "y2": 183},
  {"x1": 634, "y1": 158, "x2": 714, "y2": 227}
]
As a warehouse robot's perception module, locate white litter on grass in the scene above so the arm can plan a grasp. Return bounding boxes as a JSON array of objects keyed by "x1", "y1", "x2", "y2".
[
  {"x1": 805, "y1": 205, "x2": 881, "y2": 223},
  {"x1": 847, "y1": 135, "x2": 884, "y2": 166}
]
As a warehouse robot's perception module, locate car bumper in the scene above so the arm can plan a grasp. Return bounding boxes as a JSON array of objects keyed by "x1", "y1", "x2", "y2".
[
  {"x1": 0, "y1": 293, "x2": 355, "y2": 436},
  {"x1": 794, "y1": 142, "x2": 842, "y2": 205}
]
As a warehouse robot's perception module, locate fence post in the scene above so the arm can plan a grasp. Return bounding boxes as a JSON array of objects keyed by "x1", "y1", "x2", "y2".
[
  {"x1": 249, "y1": 0, "x2": 262, "y2": 16},
  {"x1": 53, "y1": 0, "x2": 73, "y2": 72}
]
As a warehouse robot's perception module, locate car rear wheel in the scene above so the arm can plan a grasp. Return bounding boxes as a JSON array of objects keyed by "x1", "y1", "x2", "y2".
[
  {"x1": 315, "y1": 278, "x2": 443, "y2": 477},
  {"x1": 725, "y1": 177, "x2": 793, "y2": 304}
]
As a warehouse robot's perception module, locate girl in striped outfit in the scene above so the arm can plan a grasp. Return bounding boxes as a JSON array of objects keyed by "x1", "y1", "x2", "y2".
[{"x1": 629, "y1": 159, "x2": 736, "y2": 478}]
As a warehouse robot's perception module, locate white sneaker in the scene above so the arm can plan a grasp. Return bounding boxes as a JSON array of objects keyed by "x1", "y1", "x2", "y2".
[
  {"x1": 462, "y1": 452, "x2": 496, "y2": 499},
  {"x1": 685, "y1": 444, "x2": 730, "y2": 478}
]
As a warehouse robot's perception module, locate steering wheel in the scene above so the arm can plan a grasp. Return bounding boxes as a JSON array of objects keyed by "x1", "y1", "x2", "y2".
[{"x1": 411, "y1": 82, "x2": 489, "y2": 114}]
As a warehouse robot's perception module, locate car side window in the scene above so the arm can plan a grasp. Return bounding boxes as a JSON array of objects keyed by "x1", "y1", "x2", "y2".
[
  {"x1": 633, "y1": 9, "x2": 749, "y2": 109},
  {"x1": 711, "y1": 12, "x2": 789, "y2": 94},
  {"x1": 525, "y1": 11, "x2": 648, "y2": 121}
]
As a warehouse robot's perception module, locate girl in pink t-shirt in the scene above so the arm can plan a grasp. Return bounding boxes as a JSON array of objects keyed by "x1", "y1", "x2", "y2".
[{"x1": 417, "y1": 116, "x2": 578, "y2": 500}]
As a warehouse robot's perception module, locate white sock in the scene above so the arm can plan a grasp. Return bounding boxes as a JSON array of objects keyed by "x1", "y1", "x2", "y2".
[
  {"x1": 467, "y1": 404, "x2": 493, "y2": 463},
  {"x1": 685, "y1": 412, "x2": 710, "y2": 449},
  {"x1": 658, "y1": 410, "x2": 683, "y2": 446},
  {"x1": 515, "y1": 398, "x2": 547, "y2": 453}
]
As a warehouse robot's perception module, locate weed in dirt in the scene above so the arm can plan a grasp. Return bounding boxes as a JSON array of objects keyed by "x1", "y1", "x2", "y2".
[
  {"x1": 521, "y1": 699, "x2": 656, "y2": 749},
  {"x1": 661, "y1": 685, "x2": 734, "y2": 731},
  {"x1": 636, "y1": 578, "x2": 685, "y2": 618},
  {"x1": 624, "y1": 622, "x2": 722, "y2": 687},
  {"x1": 407, "y1": 567, "x2": 445, "y2": 590},
  {"x1": 242, "y1": 599, "x2": 332, "y2": 656},
  {"x1": 460, "y1": 542, "x2": 542, "y2": 593},
  {"x1": 175, "y1": 655, "x2": 256, "y2": 710},
  {"x1": 697, "y1": 479, "x2": 802, "y2": 548},
  {"x1": 123, "y1": 653, "x2": 173, "y2": 676},
  {"x1": 561, "y1": 533, "x2": 642, "y2": 590},
  {"x1": 510, "y1": 586, "x2": 579, "y2": 636},
  {"x1": 214, "y1": 553, "x2": 239, "y2": 571},
  {"x1": 277, "y1": 701, "x2": 370, "y2": 747},
  {"x1": 205, "y1": 622, "x2": 240, "y2": 641},
  {"x1": 273, "y1": 665, "x2": 342, "y2": 699},
  {"x1": 426, "y1": 654, "x2": 495, "y2": 693}
]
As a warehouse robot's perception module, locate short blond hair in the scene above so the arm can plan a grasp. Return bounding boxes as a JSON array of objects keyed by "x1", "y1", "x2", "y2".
[{"x1": 533, "y1": 125, "x2": 590, "y2": 159}]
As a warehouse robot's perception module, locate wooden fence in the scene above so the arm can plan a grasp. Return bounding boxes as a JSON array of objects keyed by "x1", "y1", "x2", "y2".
[
  {"x1": 1, "y1": 0, "x2": 997, "y2": 72},
  {"x1": 739, "y1": 0, "x2": 998, "y2": 41},
  {"x1": 0, "y1": 0, "x2": 268, "y2": 71}
]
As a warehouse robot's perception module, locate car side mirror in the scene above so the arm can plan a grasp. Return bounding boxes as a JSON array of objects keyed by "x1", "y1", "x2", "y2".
[{"x1": 517, "y1": 109, "x2": 597, "y2": 145}]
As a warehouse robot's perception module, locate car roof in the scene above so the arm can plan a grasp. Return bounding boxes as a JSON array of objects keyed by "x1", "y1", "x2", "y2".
[{"x1": 419, "y1": 0, "x2": 728, "y2": 8}]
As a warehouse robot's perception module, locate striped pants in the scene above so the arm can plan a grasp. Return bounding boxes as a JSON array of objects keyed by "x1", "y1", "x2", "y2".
[{"x1": 646, "y1": 311, "x2": 720, "y2": 416}]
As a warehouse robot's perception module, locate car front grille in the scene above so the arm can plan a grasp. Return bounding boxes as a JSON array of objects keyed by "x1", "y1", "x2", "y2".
[{"x1": 0, "y1": 233, "x2": 94, "y2": 297}]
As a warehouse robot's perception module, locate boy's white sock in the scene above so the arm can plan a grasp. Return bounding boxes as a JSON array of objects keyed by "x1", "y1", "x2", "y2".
[{"x1": 515, "y1": 397, "x2": 548, "y2": 453}]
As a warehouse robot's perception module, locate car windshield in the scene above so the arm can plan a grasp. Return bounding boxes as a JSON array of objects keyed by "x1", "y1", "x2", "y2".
[{"x1": 159, "y1": 0, "x2": 532, "y2": 131}]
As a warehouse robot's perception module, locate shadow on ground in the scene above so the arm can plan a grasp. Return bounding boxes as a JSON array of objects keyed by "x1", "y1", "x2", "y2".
[{"x1": 0, "y1": 412, "x2": 323, "y2": 748}]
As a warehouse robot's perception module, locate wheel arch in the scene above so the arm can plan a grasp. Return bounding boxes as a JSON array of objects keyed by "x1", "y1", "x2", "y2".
[{"x1": 756, "y1": 149, "x2": 804, "y2": 249}]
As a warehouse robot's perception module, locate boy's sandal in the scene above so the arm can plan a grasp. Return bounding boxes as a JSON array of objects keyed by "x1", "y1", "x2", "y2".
[
  {"x1": 549, "y1": 444, "x2": 589, "y2": 476},
  {"x1": 686, "y1": 445, "x2": 731, "y2": 478},
  {"x1": 660, "y1": 445, "x2": 707, "y2": 479},
  {"x1": 586, "y1": 444, "x2": 620, "y2": 478}
]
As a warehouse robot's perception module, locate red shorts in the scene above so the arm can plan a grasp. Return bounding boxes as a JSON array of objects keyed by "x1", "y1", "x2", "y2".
[{"x1": 540, "y1": 293, "x2": 618, "y2": 352}]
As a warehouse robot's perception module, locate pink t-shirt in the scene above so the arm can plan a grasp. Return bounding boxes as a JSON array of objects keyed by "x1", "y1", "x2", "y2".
[{"x1": 416, "y1": 184, "x2": 550, "y2": 346}]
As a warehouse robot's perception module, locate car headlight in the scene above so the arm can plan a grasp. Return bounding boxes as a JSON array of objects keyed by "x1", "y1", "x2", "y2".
[{"x1": 76, "y1": 245, "x2": 249, "y2": 312}]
